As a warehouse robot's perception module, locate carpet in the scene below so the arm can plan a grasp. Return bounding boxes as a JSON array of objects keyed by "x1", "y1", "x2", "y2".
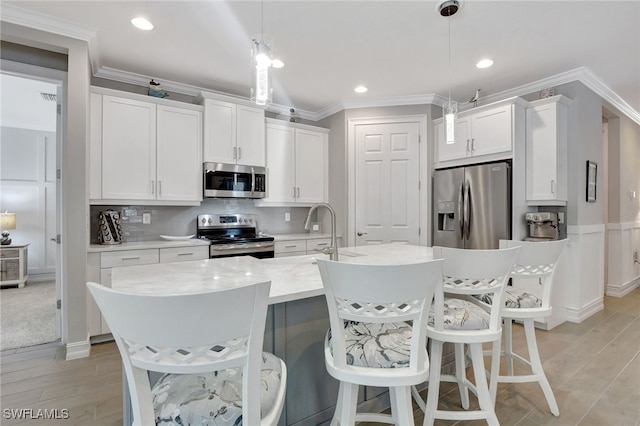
[{"x1": 0, "y1": 281, "x2": 58, "y2": 351}]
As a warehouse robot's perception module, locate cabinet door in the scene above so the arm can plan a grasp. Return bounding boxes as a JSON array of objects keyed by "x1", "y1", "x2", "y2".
[
  {"x1": 470, "y1": 104, "x2": 512, "y2": 157},
  {"x1": 295, "y1": 128, "x2": 327, "y2": 203},
  {"x1": 203, "y1": 99, "x2": 236, "y2": 164},
  {"x1": 101, "y1": 95, "x2": 156, "y2": 200},
  {"x1": 436, "y1": 117, "x2": 471, "y2": 163},
  {"x1": 156, "y1": 105, "x2": 202, "y2": 202},
  {"x1": 265, "y1": 124, "x2": 296, "y2": 203},
  {"x1": 526, "y1": 102, "x2": 567, "y2": 202},
  {"x1": 236, "y1": 105, "x2": 266, "y2": 167}
]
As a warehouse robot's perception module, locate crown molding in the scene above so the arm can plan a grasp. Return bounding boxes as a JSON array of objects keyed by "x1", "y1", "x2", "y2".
[{"x1": 479, "y1": 67, "x2": 640, "y2": 125}]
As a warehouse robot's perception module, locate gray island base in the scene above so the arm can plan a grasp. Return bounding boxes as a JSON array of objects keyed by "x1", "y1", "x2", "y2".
[{"x1": 111, "y1": 243, "x2": 436, "y2": 425}]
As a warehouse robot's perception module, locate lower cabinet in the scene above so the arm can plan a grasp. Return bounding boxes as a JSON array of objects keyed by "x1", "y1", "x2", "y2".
[
  {"x1": 87, "y1": 245, "x2": 209, "y2": 337},
  {"x1": 275, "y1": 237, "x2": 332, "y2": 258}
]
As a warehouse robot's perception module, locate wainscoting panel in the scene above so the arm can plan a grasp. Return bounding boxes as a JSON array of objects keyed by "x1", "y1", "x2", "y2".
[{"x1": 607, "y1": 222, "x2": 640, "y2": 297}]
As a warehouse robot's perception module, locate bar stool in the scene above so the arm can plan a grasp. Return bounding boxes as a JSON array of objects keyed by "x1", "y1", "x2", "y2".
[
  {"x1": 317, "y1": 258, "x2": 443, "y2": 426},
  {"x1": 87, "y1": 281, "x2": 286, "y2": 426},
  {"x1": 481, "y1": 239, "x2": 567, "y2": 416},
  {"x1": 412, "y1": 246, "x2": 519, "y2": 426}
]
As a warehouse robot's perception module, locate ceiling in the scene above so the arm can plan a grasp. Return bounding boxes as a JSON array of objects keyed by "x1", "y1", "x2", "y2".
[{"x1": 2, "y1": 1, "x2": 639, "y2": 120}]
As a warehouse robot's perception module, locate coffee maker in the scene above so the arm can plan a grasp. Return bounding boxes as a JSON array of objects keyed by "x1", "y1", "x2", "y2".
[{"x1": 524, "y1": 212, "x2": 559, "y2": 241}]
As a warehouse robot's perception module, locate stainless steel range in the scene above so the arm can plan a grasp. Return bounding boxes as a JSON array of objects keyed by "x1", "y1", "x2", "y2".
[{"x1": 196, "y1": 214, "x2": 275, "y2": 259}]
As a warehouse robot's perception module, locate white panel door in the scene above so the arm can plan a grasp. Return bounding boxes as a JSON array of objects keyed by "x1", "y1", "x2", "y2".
[
  {"x1": 236, "y1": 105, "x2": 265, "y2": 167},
  {"x1": 101, "y1": 95, "x2": 156, "y2": 200},
  {"x1": 355, "y1": 122, "x2": 420, "y2": 245},
  {"x1": 264, "y1": 123, "x2": 296, "y2": 203},
  {"x1": 295, "y1": 128, "x2": 327, "y2": 203},
  {"x1": 156, "y1": 105, "x2": 202, "y2": 202}
]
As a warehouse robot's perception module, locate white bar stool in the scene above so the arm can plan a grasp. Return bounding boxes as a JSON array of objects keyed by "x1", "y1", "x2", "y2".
[
  {"x1": 482, "y1": 239, "x2": 567, "y2": 416},
  {"x1": 317, "y1": 258, "x2": 443, "y2": 426},
  {"x1": 87, "y1": 281, "x2": 286, "y2": 426},
  {"x1": 412, "y1": 246, "x2": 519, "y2": 426}
]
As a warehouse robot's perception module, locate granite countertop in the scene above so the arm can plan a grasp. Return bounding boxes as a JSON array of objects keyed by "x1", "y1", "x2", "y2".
[
  {"x1": 110, "y1": 242, "x2": 434, "y2": 304},
  {"x1": 88, "y1": 239, "x2": 209, "y2": 252}
]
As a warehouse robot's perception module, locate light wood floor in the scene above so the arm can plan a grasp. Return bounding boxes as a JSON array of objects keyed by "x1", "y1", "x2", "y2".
[{"x1": 1, "y1": 288, "x2": 638, "y2": 425}]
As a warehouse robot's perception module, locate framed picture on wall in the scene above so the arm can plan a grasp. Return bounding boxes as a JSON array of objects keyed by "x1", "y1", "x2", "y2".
[{"x1": 586, "y1": 160, "x2": 597, "y2": 203}]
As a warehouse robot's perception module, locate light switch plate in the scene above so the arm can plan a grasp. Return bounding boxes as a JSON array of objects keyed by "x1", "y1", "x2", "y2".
[
  {"x1": 284, "y1": 212, "x2": 290, "y2": 222},
  {"x1": 142, "y1": 212, "x2": 151, "y2": 224}
]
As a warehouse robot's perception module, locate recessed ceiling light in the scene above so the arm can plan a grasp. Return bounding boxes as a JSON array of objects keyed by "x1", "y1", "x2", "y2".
[
  {"x1": 476, "y1": 59, "x2": 494, "y2": 69},
  {"x1": 131, "y1": 17, "x2": 154, "y2": 31},
  {"x1": 354, "y1": 86, "x2": 368, "y2": 94},
  {"x1": 271, "y1": 59, "x2": 285, "y2": 69}
]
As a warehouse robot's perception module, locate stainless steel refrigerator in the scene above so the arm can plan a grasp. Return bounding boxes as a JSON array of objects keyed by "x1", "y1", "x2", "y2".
[{"x1": 433, "y1": 161, "x2": 511, "y2": 249}]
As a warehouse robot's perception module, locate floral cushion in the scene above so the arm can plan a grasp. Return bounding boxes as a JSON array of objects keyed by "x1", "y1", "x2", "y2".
[
  {"x1": 328, "y1": 321, "x2": 413, "y2": 368},
  {"x1": 474, "y1": 287, "x2": 541, "y2": 309},
  {"x1": 428, "y1": 298, "x2": 490, "y2": 330},
  {"x1": 152, "y1": 352, "x2": 283, "y2": 426}
]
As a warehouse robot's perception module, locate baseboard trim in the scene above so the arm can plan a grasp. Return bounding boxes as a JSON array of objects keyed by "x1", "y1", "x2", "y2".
[
  {"x1": 65, "y1": 339, "x2": 91, "y2": 360},
  {"x1": 607, "y1": 277, "x2": 640, "y2": 297},
  {"x1": 566, "y1": 298, "x2": 604, "y2": 323}
]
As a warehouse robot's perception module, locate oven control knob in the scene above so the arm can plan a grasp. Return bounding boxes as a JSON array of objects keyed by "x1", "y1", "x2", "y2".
[
  {"x1": 201, "y1": 218, "x2": 206, "y2": 225},
  {"x1": 207, "y1": 218, "x2": 212, "y2": 224}
]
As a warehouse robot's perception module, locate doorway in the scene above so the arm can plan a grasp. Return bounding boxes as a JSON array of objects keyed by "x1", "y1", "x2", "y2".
[
  {"x1": 0, "y1": 61, "x2": 64, "y2": 350},
  {"x1": 347, "y1": 115, "x2": 429, "y2": 247}
]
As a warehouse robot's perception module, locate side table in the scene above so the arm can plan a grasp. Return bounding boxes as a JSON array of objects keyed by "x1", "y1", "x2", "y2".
[{"x1": 0, "y1": 244, "x2": 29, "y2": 288}]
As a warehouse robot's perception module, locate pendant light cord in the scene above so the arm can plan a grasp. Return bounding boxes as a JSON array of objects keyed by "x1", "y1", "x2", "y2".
[{"x1": 447, "y1": 10, "x2": 452, "y2": 104}]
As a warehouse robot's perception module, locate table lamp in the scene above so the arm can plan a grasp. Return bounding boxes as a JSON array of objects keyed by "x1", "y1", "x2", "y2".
[{"x1": 0, "y1": 212, "x2": 16, "y2": 245}]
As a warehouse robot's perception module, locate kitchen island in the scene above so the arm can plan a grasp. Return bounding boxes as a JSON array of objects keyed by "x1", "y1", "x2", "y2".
[{"x1": 110, "y1": 243, "x2": 434, "y2": 426}]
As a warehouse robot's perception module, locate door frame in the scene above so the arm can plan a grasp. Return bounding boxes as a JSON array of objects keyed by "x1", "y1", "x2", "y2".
[
  {"x1": 347, "y1": 114, "x2": 429, "y2": 248},
  {"x1": 1, "y1": 59, "x2": 67, "y2": 344}
]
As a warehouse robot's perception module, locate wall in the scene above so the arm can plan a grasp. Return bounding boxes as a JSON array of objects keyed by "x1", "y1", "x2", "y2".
[
  {"x1": 2, "y1": 22, "x2": 91, "y2": 359},
  {"x1": 89, "y1": 200, "x2": 310, "y2": 243}
]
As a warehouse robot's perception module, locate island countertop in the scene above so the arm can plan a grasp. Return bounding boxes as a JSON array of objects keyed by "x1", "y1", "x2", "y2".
[{"x1": 110, "y1": 242, "x2": 434, "y2": 304}]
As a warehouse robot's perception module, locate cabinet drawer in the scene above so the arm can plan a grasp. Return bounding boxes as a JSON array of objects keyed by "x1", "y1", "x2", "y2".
[
  {"x1": 306, "y1": 238, "x2": 331, "y2": 253},
  {"x1": 0, "y1": 249, "x2": 19, "y2": 259},
  {"x1": 275, "y1": 240, "x2": 306, "y2": 254},
  {"x1": 160, "y1": 246, "x2": 209, "y2": 263},
  {"x1": 100, "y1": 249, "x2": 159, "y2": 268}
]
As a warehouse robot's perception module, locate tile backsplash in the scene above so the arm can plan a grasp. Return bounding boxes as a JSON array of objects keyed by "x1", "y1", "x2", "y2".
[{"x1": 90, "y1": 199, "x2": 311, "y2": 243}]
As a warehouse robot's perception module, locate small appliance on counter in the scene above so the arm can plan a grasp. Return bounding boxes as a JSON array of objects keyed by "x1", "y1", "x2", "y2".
[
  {"x1": 524, "y1": 212, "x2": 558, "y2": 241},
  {"x1": 97, "y1": 209, "x2": 123, "y2": 245}
]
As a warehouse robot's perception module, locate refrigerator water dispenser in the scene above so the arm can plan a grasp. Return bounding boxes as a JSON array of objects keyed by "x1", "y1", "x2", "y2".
[{"x1": 437, "y1": 201, "x2": 456, "y2": 232}]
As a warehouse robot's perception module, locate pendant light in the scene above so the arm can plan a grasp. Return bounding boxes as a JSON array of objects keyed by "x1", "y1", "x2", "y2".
[
  {"x1": 251, "y1": 0, "x2": 273, "y2": 106},
  {"x1": 438, "y1": 0, "x2": 460, "y2": 144}
]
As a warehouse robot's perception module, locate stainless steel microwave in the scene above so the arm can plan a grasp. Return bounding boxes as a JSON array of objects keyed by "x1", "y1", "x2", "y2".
[{"x1": 203, "y1": 162, "x2": 266, "y2": 199}]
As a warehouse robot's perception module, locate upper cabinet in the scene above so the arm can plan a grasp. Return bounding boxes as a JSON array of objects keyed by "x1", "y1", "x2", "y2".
[
  {"x1": 89, "y1": 87, "x2": 203, "y2": 205},
  {"x1": 200, "y1": 95, "x2": 265, "y2": 167},
  {"x1": 434, "y1": 97, "x2": 528, "y2": 168},
  {"x1": 256, "y1": 119, "x2": 329, "y2": 207},
  {"x1": 526, "y1": 95, "x2": 572, "y2": 205}
]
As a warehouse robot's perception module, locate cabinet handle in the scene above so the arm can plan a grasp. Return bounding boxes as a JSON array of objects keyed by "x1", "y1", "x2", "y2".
[
  {"x1": 296, "y1": 187, "x2": 300, "y2": 198},
  {"x1": 177, "y1": 252, "x2": 194, "y2": 256},
  {"x1": 237, "y1": 147, "x2": 242, "y2": 159},
  {"x1": 151, "y1": 180, "x2": 155, "y2": 194},
  {"x1": 158, "y1": 180, "x2": 162, "y2": 195},
  {"x1": 284, "y1": 245, "x2": 297, "y2": 248},
  {"x1": 471, "y1": 138, "x2": 475, "y2": 152},
  {"x1": 316, "y1": 242, "x2": 328, "y2": 246},
  {"x1": 466, "y1": 139, "x2": 470, "y2": 152},
  {"x1": 551, "y1": 180, "x2": 556, "y2": 194},
  {"x1": 121, "y1": 256, "x2": 140, "y2": 261}
]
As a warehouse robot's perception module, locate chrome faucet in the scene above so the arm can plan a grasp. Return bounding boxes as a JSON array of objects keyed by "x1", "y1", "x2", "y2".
[{"x1": 304, "y1": 203, "x2": 338, "y2": 261}]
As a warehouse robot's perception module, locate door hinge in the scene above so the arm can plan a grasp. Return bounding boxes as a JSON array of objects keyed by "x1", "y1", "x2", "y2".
[
  {"x1": 57, "y1": 104, "x2": 62, "y2": 115},
  {"x1": 56, "y1": 169, "x2": 61, "y2": 179},
  {"x1": 57, "y1": 299, "x2": 62, "y2": 309},
  {"x1": 419, "y1": 227, "x2": 421, "y2": 236},
  {"x1": 51, "y1": 234, "x2": 61, "y2": 244}
]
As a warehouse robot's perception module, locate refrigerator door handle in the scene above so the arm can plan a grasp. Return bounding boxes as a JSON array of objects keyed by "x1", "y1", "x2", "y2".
[
  {"x1": 463, "y1": 181, "x2": 471, "y2": 240},
  {"x1": 458, "y1": 183, "x2": 465, "y2": 240}
]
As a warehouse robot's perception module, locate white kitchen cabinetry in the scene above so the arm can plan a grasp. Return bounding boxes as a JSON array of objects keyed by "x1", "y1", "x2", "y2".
[
  {"x1": 257, "y1": 119, "x2": 329, "y2": 206},
  {"x1": 526, "y1": 95, "x2": 572, "y2": 205},
  {"x1": 88, "y1": 244, "x2": 209, "y2": 337},
  {"x1": 201, "y1": 97, "x2": 265, "y2": 167},
  {"x1": 434, "y1": 97, "x2": 528, "y2": 168},
  {"x1": 274, "y1": 237, "x2": 332, "y2": 258},
  {"x1": 90, "y1": 87, "x2": 203, "y2": 205}
]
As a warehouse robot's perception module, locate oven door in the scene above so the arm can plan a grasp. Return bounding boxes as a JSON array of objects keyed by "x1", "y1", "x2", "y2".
[
  {"x1": 204, "y1": 162, "x2": 266, "y2": 198},
  {"x1": 209, "y1": 241, "x2": 275, "y2": 259}
]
